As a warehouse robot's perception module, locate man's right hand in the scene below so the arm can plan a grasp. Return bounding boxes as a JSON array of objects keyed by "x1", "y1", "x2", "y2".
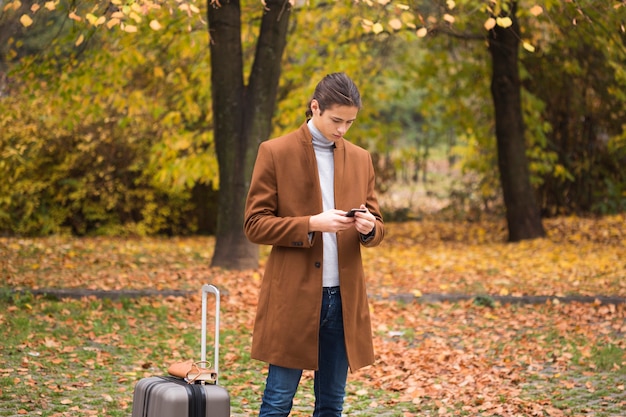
[{"x1": 309, "y1": 210, "x2": 355, "y2": 233}]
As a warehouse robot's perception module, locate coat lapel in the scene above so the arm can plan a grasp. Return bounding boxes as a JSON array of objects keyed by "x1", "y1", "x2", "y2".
[
  {"x1": 298, "y1": 123, "x2": 324, "y2": 213},
  {"x1": 333, "y1": 138, "x2": 346, "y2": 209}
]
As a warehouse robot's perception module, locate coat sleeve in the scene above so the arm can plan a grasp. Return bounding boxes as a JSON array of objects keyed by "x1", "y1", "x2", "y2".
[
  {"x1": 362, "y1": 151, "x2": 385, "y2": 248},
  {"x1": 243, "y1": 142, "x2": 316, "y2": 248}
]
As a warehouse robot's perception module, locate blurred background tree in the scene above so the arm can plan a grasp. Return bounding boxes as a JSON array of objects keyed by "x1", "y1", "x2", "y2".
[{"x1": 0, "y1": 0, "x2": 624, "y2": 264}]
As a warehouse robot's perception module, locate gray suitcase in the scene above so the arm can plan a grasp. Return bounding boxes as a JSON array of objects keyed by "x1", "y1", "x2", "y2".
[{"x1": 131, "y1": 284, "x2": 230, "y2": 417}]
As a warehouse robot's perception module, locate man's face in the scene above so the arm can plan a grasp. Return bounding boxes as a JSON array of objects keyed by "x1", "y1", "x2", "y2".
[{"x1": 310, "y1": 99, "x2": 359, "y2": 142}]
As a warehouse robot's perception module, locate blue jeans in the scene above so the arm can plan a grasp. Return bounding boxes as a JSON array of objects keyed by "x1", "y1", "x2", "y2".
[{"x1": 258, "y1": 287, "x2": 348, "y2": 417}]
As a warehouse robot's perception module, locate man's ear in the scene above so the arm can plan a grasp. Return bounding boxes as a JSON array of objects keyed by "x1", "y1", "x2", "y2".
[{"x1": 310, "y1": 99, "x2": 320, "y2": 115}]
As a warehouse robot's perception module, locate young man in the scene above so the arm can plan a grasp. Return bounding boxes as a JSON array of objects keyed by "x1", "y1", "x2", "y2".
[{"x1": 244, "y1": 72, "x2": 385, "y2": 417}]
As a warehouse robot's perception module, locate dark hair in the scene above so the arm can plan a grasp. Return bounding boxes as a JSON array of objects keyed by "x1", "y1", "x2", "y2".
[{"x1": 306, "y1": 72, "x2": 361, "y2": 119}]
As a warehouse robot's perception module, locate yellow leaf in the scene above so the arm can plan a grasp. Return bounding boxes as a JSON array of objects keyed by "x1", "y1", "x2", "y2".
[
  {"x1": 496, "y1": 16, "x2": 513, "y2": 28},
  {"x1": 5, "y1": 1, "x2": 21, "y2": 12},
  {"x1": 44, "y1": 1, "x2": 56, "y2": 11},
  {"x1": 484, "y1": 17, "x2": 496, "y2": 30},
  {"x1": 30, "y1": 4, "x2": 40, "y2": 12},
  {"x1": 153, "y1": 66, "x2": 165, "y2": 78},
  {"x1": 107, "y1": 18, "x2": 120, "y2": 29},
  {"x1": 446, "y1": 0, "x2": 455, "y2": 9},
  {"x1": 522, "y1": 41, "x2": 536, "y2": 53},
  {"x1": 416, "y1": 27, "x2": 428, "y2": 38},
  {"x1": 123, "y1": 24, "x2": 138, "y2": 33},
  {"x1": 443, "y1": 13, "x2": 455, "y2": 24},
  {"x1": 530, "y1": 5, "x2": 543, "y2": 16},
  {"x1": 402, "y1": 11, "x2": 416, "y2": 29},
  {"x1": 389, "y1": 18, "x2": 402, "y2": 30},
  {"x1": 173, "y1": 139, "x2": 191, "y2": 150},
  {"x1": 149, "y1": 19, "x2": 162, "y2": 31},
  {"x1": 19, "y1": 14, "x2": 33, "y2": 27},
  {"x1": 129, "y1": 11, "x2": 142, "y2": 23},
  {"x1": 75, "y1": 34, "x2": 84, "y2": 46},
  {"x1": 85, "y1": 13, "x2": 98, "y2": 25},
  {"x1": 372, "y1": 22, "x2": 384, "y2": 34},
  {"x1": 95, "y1": 15, "x2": 106, "y2": 26},
  {"x1": 68, "y1": 11, "x2": 81, "y2": 21}
]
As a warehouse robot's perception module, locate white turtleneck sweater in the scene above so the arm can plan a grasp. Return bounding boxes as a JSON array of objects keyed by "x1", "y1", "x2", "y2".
[{"x1": 308, "y1": 119, "x2": 340, "y2": 288}]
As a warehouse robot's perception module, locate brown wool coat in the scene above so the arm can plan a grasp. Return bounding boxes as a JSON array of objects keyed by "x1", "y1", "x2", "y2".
[{"x1": 243, "y1": 123, "x2": 385, "y2": 371}]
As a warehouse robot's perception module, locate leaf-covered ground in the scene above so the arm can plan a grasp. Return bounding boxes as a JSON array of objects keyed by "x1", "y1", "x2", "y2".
[
  {"x1": 1, "y1": 216, "x2": 625, "y2": 416},
  {"x1": 3, "y1": 216, "x2": 625, "y2": 297}
]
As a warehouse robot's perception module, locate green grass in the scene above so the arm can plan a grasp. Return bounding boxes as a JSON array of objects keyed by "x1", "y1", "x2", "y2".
[{"x1": 1, "y1": 290, "x2": 624, "y2": 417}]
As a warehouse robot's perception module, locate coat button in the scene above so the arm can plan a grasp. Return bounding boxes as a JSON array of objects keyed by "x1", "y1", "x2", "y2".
[{"x1": 314, "y1": 262, "x2": 321, "y2": 268}]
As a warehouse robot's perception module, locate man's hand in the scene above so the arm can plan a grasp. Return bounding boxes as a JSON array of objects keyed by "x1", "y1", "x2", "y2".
[
  {"x1": 309, "y1": 209, "x2": 355, "y2": 233},
  {"x1": 309, "y1": 205, "x2": 375, "y2": 235},
  {"x1": 351, "y1": 204, "x2": 376, "y2": 235}
]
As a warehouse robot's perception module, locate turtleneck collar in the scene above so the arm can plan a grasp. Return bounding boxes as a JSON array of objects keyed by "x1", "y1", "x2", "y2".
[{"x1": 308, "y1": 119, "x2": 335, "y2": 149}]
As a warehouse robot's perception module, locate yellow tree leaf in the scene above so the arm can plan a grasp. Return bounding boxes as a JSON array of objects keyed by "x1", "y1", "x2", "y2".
[
  {"x1": 530, "y1": 5, "x2": 543, "y2": 16},
  {"x1": 389, "y1": 18, "x2": 402, "y2": 30},
  {"x1": 85, "y1": 13, "x2": 98, "y2": 25},
  {"x1": 106, "y1": 18, "x2": 121, "y2": 29},
  {"x1": 129, "y1": 11, "x2": 142, "y2": 23},
  {"x1": 496, "y1": 16, "x2": 513, "y2": 28},
  {"x1": 372, "y1": 22, "x2": 384, "y2": 34},
  {"x1": 68, "y1": 11, "x2": 81, "y2": 22},
  {"x1": 19, "y1": 14, "x2": 33, "y2": 27},
  {"x1": 44, "y1": 1, "x2": 56, "y2": 11},
  {"x1": 5, "y1": 0, "x2": 21, "y2": 12},
  {"x1": 522, "y1": 41, "x2": 536, "y2": 52},
  {"x1": 443, "y1": 13, "x2": 455, "y2": 24},
  {"x1": 416, "y1": 27, "x2": 428, "y2": 37},
  {"x1": 75, "y1": 34, "x2": 84, "y2": 46},
  {"x1": 149, "y1": 20, "x2": 162, "y2": 31},
  {"x1": 484, "y1": 17, "x2": 496, "y2": 30}
]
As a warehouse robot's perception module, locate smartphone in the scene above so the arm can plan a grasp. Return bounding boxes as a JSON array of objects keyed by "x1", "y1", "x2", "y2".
[{"x1": 345, "y1": 208, "x2": 367, "y2": 217}]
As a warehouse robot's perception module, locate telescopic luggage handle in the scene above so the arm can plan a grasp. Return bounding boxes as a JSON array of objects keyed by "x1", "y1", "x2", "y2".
[{"x1": 201, "y1": 284, "x2": 220, "y2": 384}]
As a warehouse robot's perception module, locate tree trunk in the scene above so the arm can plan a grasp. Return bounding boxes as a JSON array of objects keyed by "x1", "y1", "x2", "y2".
[
  {"x1": 207, "y1": 0, "x2": 291, "y2": 269},
  {"x1": 488, "y1": 1, "x2": 546, "y2": 242}
]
